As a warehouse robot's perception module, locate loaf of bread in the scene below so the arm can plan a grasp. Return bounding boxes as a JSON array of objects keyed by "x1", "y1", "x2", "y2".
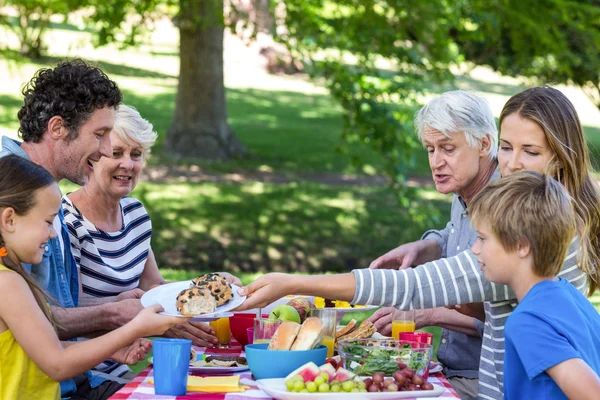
[
  {"x1": 191, "y1": 273, "x2": 233, "y2": 306},
  {"x1": 176, "y1": 287, "x2": 217, "y2": 316},
  {"x1": 290, "y1": 317, "x2": 324, "y2": 350},
  {"x1": 267, "y1": 321, "x2": 301, "y2": 350}
]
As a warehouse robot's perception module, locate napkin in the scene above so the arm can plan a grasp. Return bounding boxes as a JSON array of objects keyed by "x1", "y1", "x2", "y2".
[{"x1": 186, "y1": 376, "x2": 250, "y2": 393}]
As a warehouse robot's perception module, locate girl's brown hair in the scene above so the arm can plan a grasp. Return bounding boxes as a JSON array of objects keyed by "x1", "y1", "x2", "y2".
[
  {"x1": 0, "y1": 155, "x2": 58, "y2": 325},
  {"x1": 499, "y1": 86, "x2": 600, "y2": 296}
]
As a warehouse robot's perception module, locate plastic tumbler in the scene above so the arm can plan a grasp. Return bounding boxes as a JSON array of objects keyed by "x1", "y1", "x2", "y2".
[{"x1": 152, "y1": 338, "x2": 192, "y2": 395}]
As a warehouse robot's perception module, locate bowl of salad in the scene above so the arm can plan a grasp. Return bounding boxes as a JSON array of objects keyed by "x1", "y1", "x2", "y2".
[{"x1": 337, "y1": 338, "x2": 433, "y2": 379}]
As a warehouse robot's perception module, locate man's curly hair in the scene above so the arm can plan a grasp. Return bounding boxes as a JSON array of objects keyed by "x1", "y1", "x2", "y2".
[{"x1": 18, "y1": 58, "x2": 122, "y2": 143}]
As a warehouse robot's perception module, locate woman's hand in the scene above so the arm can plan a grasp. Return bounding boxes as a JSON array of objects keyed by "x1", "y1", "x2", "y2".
[
  {"x1": 235, "y1": 273, "x2": 290, "y2": 311},
  {"x1": 217, "y1": 272, "x2": 242, "y2": 287}
]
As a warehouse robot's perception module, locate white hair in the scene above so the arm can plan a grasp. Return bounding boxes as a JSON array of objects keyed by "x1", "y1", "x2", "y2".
[
  {"x1": 112, "y1": 105, "x2": 158, "y2": 155},
  {"x1": 414, "y1": 90, "x2": 498, "y2": 158}
]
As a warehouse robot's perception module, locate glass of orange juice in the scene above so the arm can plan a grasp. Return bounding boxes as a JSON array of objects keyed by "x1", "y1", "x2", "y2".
[
  {"x1": 311, "y1": 308, "x2": 337, "y2": 357},
  {"x1": 209, "y1": 317, "x2": 231, "y2": 348},
  {"x1": 253, "y1": 318, "x2": 282, "y2": 345},
  {"x1": 392, "y1": 310, "x2": 416, "y2": 339}
]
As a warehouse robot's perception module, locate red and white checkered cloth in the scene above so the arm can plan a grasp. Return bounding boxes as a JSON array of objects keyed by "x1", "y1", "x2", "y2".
[{"x1": 109, "y1": 345, "x2": 460, "y2": 400}]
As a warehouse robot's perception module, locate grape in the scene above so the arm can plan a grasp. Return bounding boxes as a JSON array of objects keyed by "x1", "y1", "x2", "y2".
[
  {"x1": 319, "y1": 372, "x2": 330, "y2": 381},
  {"x1": 387, "y1": 383, "x2": 399, "y2": 392},
  {"x1": 300, "y1": 389, "x2": 308, "y2": 393},
  {"x1": 314, "y1": 376, "x2": 325, "y2": 386},
  {"x1": 407, "y1": 384, "x2": 418, "y2": 391},
  {"x1": 351, "y1": 388, "x2": 360, "y2": 392},
  {"x1": 372, "y1": 372, "x2": 384, "y2": 384},
  {"x1": 412, "y1": 374, "x2": 424, "y2": 386},
  {"x1": 383, "y1": 378, "x2": 394, "y2": 387},
  {"x1": 357, "y1": 381, "x2": 367, "y2": 390},
  {"x1": 363, "y1": 377, "x2": 373, "y2": 387},
  {"x1": 294, "y1": 375, "x2": 304, "y2": 382},
  {"x1": 285, "y1": 380, "x2": 295, "y2": 390},
  {"x1": 394, "y1": 370, "x2": 406, "y2": 384},
  {"x1": 367, "y1": 384, "x2": 379, "y2": 392},
  {"x1": 397, "y1": 361, "x2": 408, "y2": 369},
  {"x1": 306, "y1": 381, "x2": 317, "y2": 393},
  {"x1": 342, "y1": 380, "x2": 355, "y2": 392},
  {"x1": 318, "y1": 383, "x2": 330, "y2": 393},
  {"x1": 330, "y1": 379, "x2": 340, "y2": 386},
  {"x1": 421, "y1": 382, "x2": 434, "y2": 391},
  {"x1": 403, "y1": 368, "x2": 415, "y2": 379},
  {"x1": 331, "y1": 384, "x2": 341, "y2": 392},
  {"x1": 293, "y1": 381, "x2": 305, "y2": 391}
]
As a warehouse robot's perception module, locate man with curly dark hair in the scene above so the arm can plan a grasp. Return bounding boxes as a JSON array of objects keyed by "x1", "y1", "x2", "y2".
[{"x1": 0, "y1": 59, "x2": 136, "y2": 400}]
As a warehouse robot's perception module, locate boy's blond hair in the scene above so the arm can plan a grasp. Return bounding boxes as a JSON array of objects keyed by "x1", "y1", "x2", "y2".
[{"x1": 470, "y1": 171, "x2": 576, "y2": 277}]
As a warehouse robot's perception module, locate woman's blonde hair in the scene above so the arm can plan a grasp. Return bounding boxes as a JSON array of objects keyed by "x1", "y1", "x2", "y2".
[
  {"x1": 499, "y1": 86, "x2": 600, "y2": 296},
  {"x1": 112, "y1": 104, "x2": 158, "y2": 155},
  {"x1": 0, "y1": 155, "x2": 58, "y2": 326}
]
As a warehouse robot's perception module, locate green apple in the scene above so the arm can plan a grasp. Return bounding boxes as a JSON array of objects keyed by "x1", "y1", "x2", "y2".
[{"x1": 270, "y1": 304, "x2": 301, "y2": 323}]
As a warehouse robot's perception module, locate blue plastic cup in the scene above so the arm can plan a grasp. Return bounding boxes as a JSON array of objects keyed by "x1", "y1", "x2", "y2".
[{"x1": 152, "y1": 338, "x2": 191, "y2": 395}]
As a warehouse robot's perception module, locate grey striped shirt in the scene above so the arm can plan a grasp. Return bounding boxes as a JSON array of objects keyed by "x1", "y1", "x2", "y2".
[{"x1": 352, "y1": 238, "x2": 586, "y2": 400}]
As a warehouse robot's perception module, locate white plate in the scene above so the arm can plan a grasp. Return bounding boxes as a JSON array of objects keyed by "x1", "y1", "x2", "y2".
[
  {"x1": 256, "y1": 378, "x2": 445, "y2": 399},
  {"x1": 319, "y1": 305, "x2": 379, "y2": 312},
  {"x1": 190, "y1": 364, "x2": 250, "y2": 374},
  {"x1": 141, "y1": 281, "x2": 245, "y2": 319}
]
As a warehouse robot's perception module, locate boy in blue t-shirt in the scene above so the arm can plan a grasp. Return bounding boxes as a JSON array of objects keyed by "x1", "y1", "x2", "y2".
[{"x1": 468, "y1": 171, "x2": 600, "y2": 399}]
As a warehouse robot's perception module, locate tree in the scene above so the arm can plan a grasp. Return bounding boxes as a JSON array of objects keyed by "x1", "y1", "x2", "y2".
[
  {"x1": 454, "y1": 0, "x2": 600, "y2": 110},
  {"x1": 165, "y1": 0, "x2": 246, "y2": 159}
]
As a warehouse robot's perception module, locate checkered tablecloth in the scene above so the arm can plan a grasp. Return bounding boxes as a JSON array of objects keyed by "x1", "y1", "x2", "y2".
[{"x1": 109, "y1": 345, "x2": 460, "y2": 400}]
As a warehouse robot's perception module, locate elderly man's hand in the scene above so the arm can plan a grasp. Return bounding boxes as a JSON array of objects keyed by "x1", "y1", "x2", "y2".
[
  {"x1": 163, "y1": 321, "x2": 219, "y2": 348},
  {"x1": 110, "y1": 338, "x2": 152, "y2": 365},
  {"x1": 368, "y1": 307, "x2": 433, "y2": 336},
  {"x1": 116, "y1": 288, "x2": 145, "y2": 301},
  {"x1": 235, "y1": 273, "x2": 290, "y2": 311},
  {"x1": 216, "y1": 272, "x2": 243, "y2": 287},
  {"x1": 445, "y1": 302, "x2": 486, "y2": 322}
]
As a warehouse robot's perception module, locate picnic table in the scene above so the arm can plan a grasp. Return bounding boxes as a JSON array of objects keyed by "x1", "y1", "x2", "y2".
[{"x1": 109, "y1": 343, "x2": 460, "y2": 400}]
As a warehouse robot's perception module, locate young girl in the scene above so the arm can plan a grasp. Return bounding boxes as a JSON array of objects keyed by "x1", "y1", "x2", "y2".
[{"x1": 0, "y1": 155, "x2": 185, "y2": 400}]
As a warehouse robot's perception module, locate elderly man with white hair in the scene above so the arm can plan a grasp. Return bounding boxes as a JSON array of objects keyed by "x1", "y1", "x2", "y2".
[{"x1": 366, "y1": 90, "x2": 498, "y2": 399}]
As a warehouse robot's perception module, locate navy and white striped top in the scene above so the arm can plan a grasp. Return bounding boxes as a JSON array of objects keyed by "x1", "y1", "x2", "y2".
[{"x1": 62, "y1": 195, "x2": 152, "y2": 298}]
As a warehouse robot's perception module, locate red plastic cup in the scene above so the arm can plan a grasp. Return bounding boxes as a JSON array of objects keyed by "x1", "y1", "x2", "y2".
[{"x1": 399, "y1": 331, "x2": 434, "y2": 345}]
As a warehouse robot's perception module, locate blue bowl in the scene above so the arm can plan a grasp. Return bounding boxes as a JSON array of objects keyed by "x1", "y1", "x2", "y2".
[{"x1": 245, "y1": 343, "x2": 327, "y2": 379}]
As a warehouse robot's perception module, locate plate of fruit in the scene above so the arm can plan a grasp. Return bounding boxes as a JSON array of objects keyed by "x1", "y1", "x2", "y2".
[{"x1": 256, "y1": 359, "x2": 444, "y2": 399}]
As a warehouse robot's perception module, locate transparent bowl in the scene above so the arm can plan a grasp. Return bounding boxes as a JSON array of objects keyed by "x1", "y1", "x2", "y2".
[{"x1": 337, "y1": 338, "x2": 433, "y2": 378}]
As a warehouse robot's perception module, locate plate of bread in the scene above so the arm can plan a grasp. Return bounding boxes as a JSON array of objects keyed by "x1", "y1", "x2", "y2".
[{"x1": 141, "y1": 274, "x2": 245, "y2": 318}]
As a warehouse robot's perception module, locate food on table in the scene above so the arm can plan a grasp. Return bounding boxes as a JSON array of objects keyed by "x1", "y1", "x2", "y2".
[
  {"x1": 286, "y1": 297, "x2": 314, "y2": 323},
  {"x1": 334, "y1": 319, "x2": 357, "y2": 339},
  {"x1": 284, "y1": 361, "x2": 362, "y2": 393},
  {"x1": 186, "y1": 375, "x2": 250, "y2": 393},
  {"x1": 338, "y1": 338, "x2": 431, "y2": 377},
  {"x1": 290, "y1": 317, "x2": 325, "y2": 350},
  {"x1": 176, "y1": 287, "x2": 217, "y2": 316},
  {"x1": 269, "y1": 304, "x2": 301, "y2": 323},
  {"x1": 363, "y1": 367, "x2": 434, "y2": 392},
  {"x1": 268, "y1": 317, "x2": 324, "y2": 350},
  {"x1": 314, "y1": 297, "x2": 368, "y2": 309},
  {"x1": 192, "y1": 355, "x2": 248, "y2": 368},
  {"x1": 190, "y1": 348, "x2": 197, "y2": 362},
  {"x1": 336, "y1": 320, "x2": 377, "y2": 343},
  {"x1": 190, "y1": 273, "x2": 233, "y2": 306}
]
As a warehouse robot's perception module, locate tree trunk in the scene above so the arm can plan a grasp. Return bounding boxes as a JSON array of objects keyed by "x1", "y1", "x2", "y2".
[{"x1": 166, "y1": 0, "x2": 247, "y2": 160}]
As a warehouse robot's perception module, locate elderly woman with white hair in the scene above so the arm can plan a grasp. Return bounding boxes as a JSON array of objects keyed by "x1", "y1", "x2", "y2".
[{"x1": 62, "y1": 105, "x2": 239, "y2": 350}]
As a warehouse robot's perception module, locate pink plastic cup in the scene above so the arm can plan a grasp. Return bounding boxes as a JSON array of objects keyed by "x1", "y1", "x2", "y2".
[{"x1": 246, "y1": 328, "x2": 254, "y2": 345}]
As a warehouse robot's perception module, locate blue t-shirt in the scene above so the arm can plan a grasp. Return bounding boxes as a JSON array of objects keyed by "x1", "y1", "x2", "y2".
[{"x1": 504, "y1": 278, "x2": 600, "y2": 399}]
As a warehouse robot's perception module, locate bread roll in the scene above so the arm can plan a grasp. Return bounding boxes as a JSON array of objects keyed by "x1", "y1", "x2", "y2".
[
  {"x1": 290, "y1": 317, "x2": 324, "y2": 350},
  {"x1": 267, "y1": 321, "x2": 301, "y2": 350},
  {"x1": 176, "y1": 287, "x2": 217, "y2": 316}
]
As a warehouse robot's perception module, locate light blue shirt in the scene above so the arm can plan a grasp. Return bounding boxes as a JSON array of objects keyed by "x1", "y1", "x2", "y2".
[{"x1": 0, "y1": 136, "x2": 105, "y2": 397}]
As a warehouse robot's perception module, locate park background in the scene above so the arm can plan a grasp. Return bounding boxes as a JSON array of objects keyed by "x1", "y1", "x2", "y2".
[{"x1": 1, "y1": 2, "x2": 600, "y2": 363}]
